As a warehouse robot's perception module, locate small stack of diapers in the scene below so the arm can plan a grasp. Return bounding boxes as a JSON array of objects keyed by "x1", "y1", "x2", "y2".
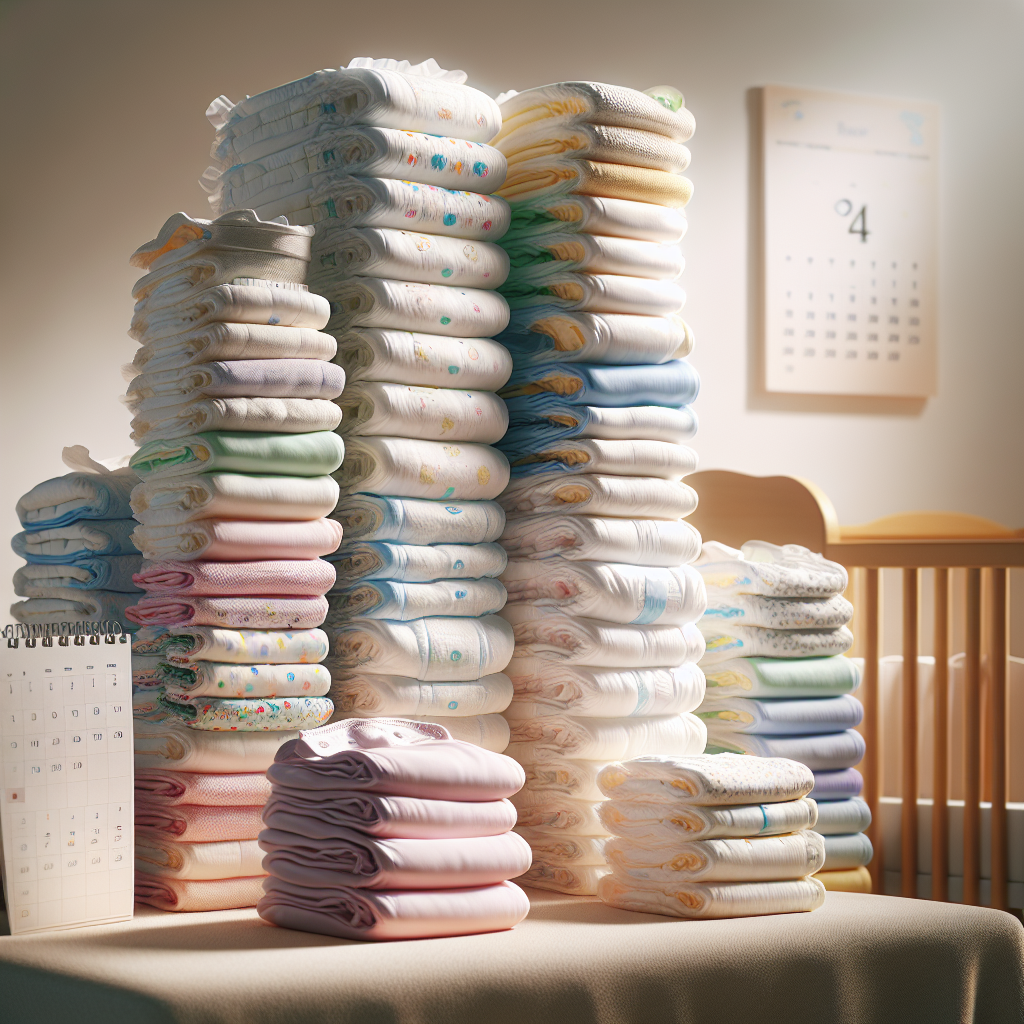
[
  {"x1": 257, "y1": 718, "x2": 532, "y2": 940},
  {"x1": 204, "y1": 57, "x2": 520, "y2": 749},
  {"x1": 487, "y1": 82, "x2": 706, "y2": 895},
  {"x1": 596, "y1": 753, "x2": 827, "y2": 918},
  {"x1": 130, "y1": 628, "x2": 300, "y2": 911},
  {"x1": 694, "y1": 540, "x2": 872, "y2": 892},
  {"x1": 10, "y1": 449, "x2": 142, "y2": 629}
]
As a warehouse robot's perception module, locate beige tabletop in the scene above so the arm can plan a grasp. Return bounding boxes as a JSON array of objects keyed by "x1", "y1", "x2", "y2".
[{"x1": 1, "y1": 889, "x2": 1022, "y2": 1024}]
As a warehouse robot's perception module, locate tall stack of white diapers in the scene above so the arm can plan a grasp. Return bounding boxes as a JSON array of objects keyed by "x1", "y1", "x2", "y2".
[
  {"x1": 487, "y1": 82, "x2": 707, "y2": 894},
  {"x1": 205, "y1": 57, "x2": 519, "y2": 752}
]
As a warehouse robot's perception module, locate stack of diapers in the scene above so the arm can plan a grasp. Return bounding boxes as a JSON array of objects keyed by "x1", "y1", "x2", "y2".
[
  {"x1": 694, "y1": 540, "x2": 871, "y2": 892},
  {"x1": 488, "y1": 82, "x2": 705, "y2": 896},
  {"x1": 10, "y1": 448, "x2": 143, "y2": 628},
  {"x1": 122, "y1": 209, "x2": 344, "y2": 908},
  {"x1": 595, "y1": 753, "x2": 827, "y2": 918},
  {"x1": 130, "y1": 625, "x2": 303, "y2": 911},
  {"x1": 257, "y1": 718, "x2": 531, "y2": 940},
  {"x1": 208, "y1": 57, "x2": 519, "y2": 748}
]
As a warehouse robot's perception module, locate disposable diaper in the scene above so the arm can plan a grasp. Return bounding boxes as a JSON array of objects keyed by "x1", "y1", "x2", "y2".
[
  {"x1": 701, "y1": 655, "x2": 862, "y2": 699},
  {"x1": 130, "y1": 209, "x2": 314, "y2": 272},
  {"x1": 130, "y1": 431, "x2": 345, "y2": 480},
  {"x1": 500, "y1": 123, "x2": 690, "y2": 174},
  {"x1": 499, "y1": 604, "x2": 705, "y2": 667},
  {"x1": 333, "y1": 328, "x2": 511, "y2": 390},
  {"x1": 506, "y1": 438, "x2": 698, "y2": 481},
  {"x1": 131, "y1": 517, "x2": 343, "y2": 562},
  {"x1": 699, "y1": 622, "x2": 854, "y2": 664},
  {"x1": 696, "y1": 540, "x2": 848, "y2": 598},
  {"x1": 504, "y1": 712, "x2": 707, "y2": 762},
  {"x1": 13, "y1": 556, "x2": 142, "y2": 595},
  {"x1": 129, "y1": 473, "x2": 340, "y2": 526},
  {"x1": 497, "y1": 81, "x2": 694, "y2": 139},
  {"x1": 327, "y1": 614, "x2": 515, "y2": 680},
  {"x1": 129, "y1": 281, "x2": 330, "y2": 345},
  {"x1": 305, "y1": 175, "x2": 511, "y2": 237},
  {"x1": 696, "y1": 693, "x2": 864, "y2": 735},
  {"x1": 702, "y1": 592, "x2": 853, "y2": 629},
  {"x1": 310, "y1": 227, "x2": 509, "y2": 290},
  {"x1": 504, "y1": 231, "x2": 683, "y2": 281},
  {"x1": 499, "y1": 514, "x2": 701, "y2": 565},
  {"x1": 498, "y1": 309, "x2": 692, "y2": 365},
  {"x1": 130, "y1": 396, "x2": 343, "y2": 444},
  {"x1": 605, "y1": 831, "x2": 826, "y2": 882},
  {"x1": 131, "y1": 323, "x2": 337, "y2": 376},
  {"x1": 210, "y1": 62, "x2": 502, "y2": 166},
  {"x1": 332, "y1": 494, "x2": 504, "y2": 545},
  {"x1": 502, "y1": 559, "x2": 706, "y2": 625},
  {"x1": 335, "y1": 436, "x2": 509, "y2": 501},
  {"x1": 336, "y1": 382, "x2": 508, "y2": 443},
  {"x1": 502, "y1": 194, "x2": 686, "y2": 244},
  {"x1": 12, "y1": 520, "x2": 139, "y2": 563},
  {"x1": 598, "y1": 796, "x2": 818, "y2": 841},
  {"x1": 499, "y1": 472, "x2": 698, "y2": 520},
  {"x1": 505, "y1": 658, "x2": 705, "y2": 718},
  {"x1": 500, "y1": 272, "x2": 685, "y2": 316},
  {"x1": 501, "y1": 360, "x2": 699, "y2": 408},
  {"x1": 498, "y1": 158, "x2": 693, "y2": 207},
  {"x1": 322, "y1": 277, "x2": 510, "y2": 338},
  {"x1": 329, "y1": 672, "x2": 513, "y2": 717},
  {"x1": 327, "y1": 578, "x2": 507, "y2": 621},
  {"x1": 125, "y1": 359, "x2": 345, "y2": 407},
  {"x1": 500, "y1": 402, "x2": 698, "y2": 461},
  {"x1": 328, "y1": 540, "x2": 507, "y2": 584}
]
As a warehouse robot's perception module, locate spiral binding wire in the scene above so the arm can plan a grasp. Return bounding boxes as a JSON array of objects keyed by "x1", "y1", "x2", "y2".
[{"x1": 3, "y1": 620, "x2": 127, "y2": 647}]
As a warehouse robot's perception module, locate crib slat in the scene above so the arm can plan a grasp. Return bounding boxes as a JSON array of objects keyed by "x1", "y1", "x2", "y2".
[
  {"x1": 901, "y1": 568, "x2": 919, "y2": 898},
  {"x1": 932, "y1": 568, "x2": 950, "y2": 903},
  {"x1": 989, "y1": 568, "x2": 1008, "y2": 911},
  {"x1": 862, "y1": 568, "x2": 882, "y2": 894},
  {"x1": 963, "y1": 568, "x2": 982, "y2": 906}
]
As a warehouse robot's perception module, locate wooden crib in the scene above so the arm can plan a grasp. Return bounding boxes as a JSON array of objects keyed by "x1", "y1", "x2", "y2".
[{"x1": 688, "y1": 470, "x2": 1024, "y2": 910}]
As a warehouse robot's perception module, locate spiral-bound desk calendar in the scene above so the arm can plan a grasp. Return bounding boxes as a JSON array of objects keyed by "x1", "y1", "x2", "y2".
[
  {"x1": 762, "y1": 85, "x2": 939, "y2": 397},
  {"x1": 1, "y1": 624, "x2": 133, "y2": 934}
]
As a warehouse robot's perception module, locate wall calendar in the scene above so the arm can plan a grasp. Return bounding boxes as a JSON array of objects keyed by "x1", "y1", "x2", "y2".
[{"x1": 762, "y1": 85, "x2": 939, "y2": 397}]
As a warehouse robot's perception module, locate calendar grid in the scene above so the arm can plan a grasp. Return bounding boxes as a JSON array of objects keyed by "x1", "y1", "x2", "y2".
[{"x1": 2, "y1": 639, "x2": 133, "y2": 934}]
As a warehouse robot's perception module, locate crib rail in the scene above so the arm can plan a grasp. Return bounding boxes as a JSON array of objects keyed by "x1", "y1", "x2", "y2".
[{"x1": 689, "y1": 470, "x2": 1024, "y2": 910}]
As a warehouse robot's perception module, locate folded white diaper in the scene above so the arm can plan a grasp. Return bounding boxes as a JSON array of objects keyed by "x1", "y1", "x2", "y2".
[
  {"x1": 505, "y1": 658, "x2": 705, "y2": 718},
  {"x1": 335, "y1": 436, "x2": 510, "y2": 501},
  {"x1": 333, "y1": 328, "x2": 512, "y2": 390},
  {"x1": 310, "y1": 227, "x2": 509, "y2": 290},
  {"x1": 331, "y1": 494, "x2": 505, "y2": 545},
  {"x1": 501, "y1": 559, "x2": 706, "y2": 626},
  {"x1": 336, "y1": 382, "x2": 508, "y2": 443},
  {"x1": 323, "y1": 277, "x2": 510, "y2": 338},
  {"x1": 499, "y1": 514, "x2": 701, "y2": 565}
]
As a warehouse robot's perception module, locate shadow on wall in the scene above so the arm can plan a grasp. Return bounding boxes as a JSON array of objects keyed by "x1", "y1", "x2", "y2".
[{"x1": 743, "y1": 86, "x2": 927, "y2": 418}]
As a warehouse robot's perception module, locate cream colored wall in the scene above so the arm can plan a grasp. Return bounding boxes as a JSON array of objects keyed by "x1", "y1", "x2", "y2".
[{"x1": 1, "y1": 0, "x2": 1022, "y2": 623}]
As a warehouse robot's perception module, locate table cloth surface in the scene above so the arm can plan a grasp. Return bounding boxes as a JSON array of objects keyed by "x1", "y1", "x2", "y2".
[{"x1": 0, "y1": 891, "x2": 1021, "y2": 1024}]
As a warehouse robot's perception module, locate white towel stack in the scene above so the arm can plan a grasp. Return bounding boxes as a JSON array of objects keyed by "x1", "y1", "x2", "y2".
[
  {"x1": 488, "y1": 82, "x2": 706, "y2": 894},
  {"x1": 122, "y1": 210, "x2": 345, "y2": 909},
  {"x1": 694, "y1": 540, "x2": 872, "y2": 892},
  {"x1": 206, "y1": 57, "x2": 519, "y2": 750},
  {"x1": 596, "y1": 753, "x2": 827, "y2": 918}
]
